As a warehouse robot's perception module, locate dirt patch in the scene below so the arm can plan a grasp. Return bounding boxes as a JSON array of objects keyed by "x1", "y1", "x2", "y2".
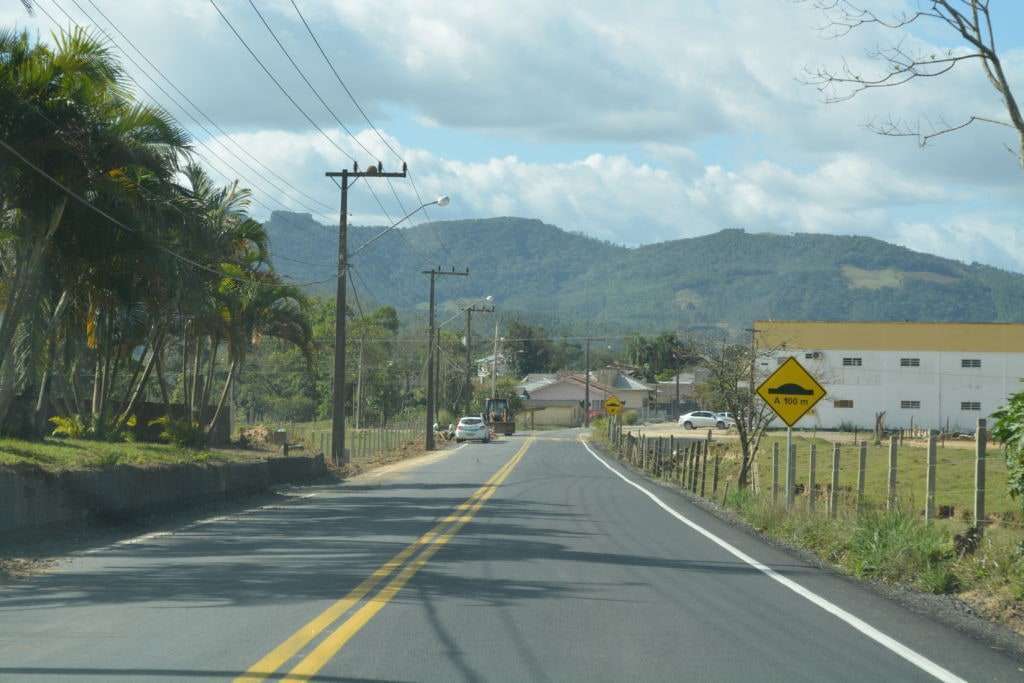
[{"x1": 960, "y1": 588, "x2": 1024, "y2": 638}]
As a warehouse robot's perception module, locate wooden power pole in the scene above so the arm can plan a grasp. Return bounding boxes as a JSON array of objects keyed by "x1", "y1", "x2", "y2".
[{"x1": 325, "y1": 161, "x2": 406, "y2": 466}]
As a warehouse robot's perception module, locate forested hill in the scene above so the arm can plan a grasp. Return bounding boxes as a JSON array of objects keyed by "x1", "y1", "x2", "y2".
[{"x1": 266, "y1": 211, "x2": 1024, "y2": 332}]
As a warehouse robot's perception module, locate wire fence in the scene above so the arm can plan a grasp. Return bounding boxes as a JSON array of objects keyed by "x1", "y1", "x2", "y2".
[
  {"x1": 596, "y1": 417, "x2": 1023, "y2": 538},
  {"x1": 264, "y1": 414, "x2": 425, "y2": 466}
]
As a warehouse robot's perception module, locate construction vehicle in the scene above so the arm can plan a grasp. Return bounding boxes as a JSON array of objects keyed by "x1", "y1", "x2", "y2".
[{"x1": 483, "y1": 397, "x2": 515, "y2": 436}]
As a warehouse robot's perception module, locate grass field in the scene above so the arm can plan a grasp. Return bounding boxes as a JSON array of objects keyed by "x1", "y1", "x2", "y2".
[
  {"x1": 0, "y1": 437, "x2": 248, "y2": 472},
  {"x1": 746, "y1": 434, "x2": 1017, "y2": 526}
]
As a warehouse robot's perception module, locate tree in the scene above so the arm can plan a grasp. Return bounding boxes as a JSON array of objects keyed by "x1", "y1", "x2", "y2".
[
  {"x1": 990, "y1": 392, "x2": 1024, "y2": 512},
  {"x1": 0, "y1": 26, "x2": 188, "y2": 433},
  {"x1": 626, "y1": 332, "x2": 697, "y2": 382},
  {"x1": 506, "y1": 320, "x2": 555, "y2": 377},
  {"x1": 698, "y1": 341, "x2": 777, "y2": 489},
  {"x1": 803, "y1": 1, "x2": 1024, "y2": 168}
]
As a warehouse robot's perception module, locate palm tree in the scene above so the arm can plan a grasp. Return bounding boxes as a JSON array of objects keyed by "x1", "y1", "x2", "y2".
[{"x1": 0, "y1": 27, "x2": 189, "y2": 430}]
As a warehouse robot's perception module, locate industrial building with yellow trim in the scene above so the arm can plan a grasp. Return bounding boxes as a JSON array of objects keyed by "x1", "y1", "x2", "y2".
[{"x1": 753, "y1": 321, "x2": 1024, "y2": 431}]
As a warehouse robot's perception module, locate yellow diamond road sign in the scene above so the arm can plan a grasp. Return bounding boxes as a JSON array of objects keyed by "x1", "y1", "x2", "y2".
[
  {"x1": 604, "y1": 395, "x2": 623, "y2": 415},
  {"x1": 756, "y1": 356, "x2": 826, "y2": 427}
]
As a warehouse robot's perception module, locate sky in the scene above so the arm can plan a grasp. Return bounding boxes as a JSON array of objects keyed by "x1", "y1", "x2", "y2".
[{"x1": 6, "y1": 0, "x2": 1024, "y2": 271}]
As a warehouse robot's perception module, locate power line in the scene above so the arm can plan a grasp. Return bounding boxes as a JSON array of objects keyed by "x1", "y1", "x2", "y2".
[
  {"x1": 208, "y1": 0, "x2": 356, "y2": 164},
  {"x1": 210, "y1": 0, "x2": 434, "y2": 268},
  {"x1": 347, "y1": 268, "x2": 366, "y2": 319},
  {"x1": 243, "y1": 0, "x2": 422, "y2": 254},
  {"x1": 288, "y1": 0, "x2": 445, "y2": 246},
  {"x1": 82, "y1": 0, "x2": 334, "y2": 213},
  {"x1": 0, "y1": 137, "x2": 249, "y2": 284},
  {"x1": 46, "y1": 0, "x2": 322, "y2": 217}
]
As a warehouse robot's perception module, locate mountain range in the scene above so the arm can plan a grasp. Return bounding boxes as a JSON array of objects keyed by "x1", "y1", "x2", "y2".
[{"x1": 265, "y1": 211, "x2": 1024, "y2": 334}]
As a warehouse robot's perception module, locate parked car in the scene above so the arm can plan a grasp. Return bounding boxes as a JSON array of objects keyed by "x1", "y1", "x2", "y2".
[
  {"x1": 678, "y1": 410, "x2": 720, "y2": 429},
  {"x1": 455, "y1": 416, "x2": 490, "y2": 443},
  {"x1": 715, "y1": 412, "x2": 736, "y2": 428}
]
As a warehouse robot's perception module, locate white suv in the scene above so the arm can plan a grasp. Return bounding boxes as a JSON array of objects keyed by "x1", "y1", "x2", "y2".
[{"x1": 455, "y1": 416, "x2": 490, "y2": 443}]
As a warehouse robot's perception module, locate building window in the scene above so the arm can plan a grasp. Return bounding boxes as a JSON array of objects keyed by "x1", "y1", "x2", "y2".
[
  {"x1": 961, "y1": 359, "x2": 981, "y2": 368},
  {"x1": 842, "y1": 357, "x2": 862, "y2": 367},
  {"x1": 900, "y1": 400, "x2": 920, "y2": 409},
  {"x1": 961, "y1": 401, "x2": 981, "y2": 411},
  {"x1": 834, "y1": 399, "x2": 854, "y2": 408},
  {"x1": 900, "y1": 358, "x2": 920, "y2": 367}
]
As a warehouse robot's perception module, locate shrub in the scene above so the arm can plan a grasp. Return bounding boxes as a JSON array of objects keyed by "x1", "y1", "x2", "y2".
[
  {"x1": 49, "y1": 414, "x2": 131, "y2": 442},
  {"x1": 49, "y1": 415, "x2": 88, "y2": 439},
  {"x1": 845, "y1": 508, "x2": 957, "y2": 593},
  {"x1": 622, "y1": 410, "x2": 639, "y2": 425},
  {"x1": 149, "y1": 416, "x2": 206, "y2": 449}
]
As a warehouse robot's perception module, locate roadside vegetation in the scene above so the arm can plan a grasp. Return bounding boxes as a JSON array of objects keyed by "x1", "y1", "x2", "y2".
[
  {"x1": 0, "y1": 437, "x2": 242, "y2": 471},
  {"x1": 0, "y1": 27, "x2": 311, "y2": 449}
]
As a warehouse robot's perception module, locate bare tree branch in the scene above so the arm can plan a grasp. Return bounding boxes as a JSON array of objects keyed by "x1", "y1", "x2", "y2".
[{"x1": 800, "y1": 0, "x2": 1024, "y2": 169}]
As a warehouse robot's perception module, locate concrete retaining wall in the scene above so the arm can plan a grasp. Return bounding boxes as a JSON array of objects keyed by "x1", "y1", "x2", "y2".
[{"x1": 0, "y1": 454, "x2": 326, "y2": 538}]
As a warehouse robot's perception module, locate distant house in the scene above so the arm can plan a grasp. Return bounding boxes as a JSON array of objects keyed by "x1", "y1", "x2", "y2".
[
  {"x1": 476, "y1": 353, "x2": 510, "y2": 380},
  {"x1": 516, "y1": 368, "x2": 655, "y2": 426}
]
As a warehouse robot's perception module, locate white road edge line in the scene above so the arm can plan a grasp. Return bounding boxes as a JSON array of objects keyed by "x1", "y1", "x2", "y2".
[
  {"x1": 579, "y1": 438, "x2": 967, "y2": 683},
  {"x1": 82, "y1": 491, "x2": 318, "y2": 555},
  {"x1": 82, "y1": 445, "x2": 475, "y2": 555}
]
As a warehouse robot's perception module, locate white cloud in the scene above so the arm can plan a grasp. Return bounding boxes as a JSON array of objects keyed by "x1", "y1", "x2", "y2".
[{"x1": 7, "y1": 0, "x2": 1024, "y2": 273}]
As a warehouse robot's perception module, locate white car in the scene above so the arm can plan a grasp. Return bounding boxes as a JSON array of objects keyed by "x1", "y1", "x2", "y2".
[
  {"x1": 715, "y1": 412, "x2": 736, "y2": 428},
  {"x1": 455, "y1": 416, "x2": 490, "y2": 443},
  {"x1": 678, "y1": 410, "x2": 730, "y2": 430}
]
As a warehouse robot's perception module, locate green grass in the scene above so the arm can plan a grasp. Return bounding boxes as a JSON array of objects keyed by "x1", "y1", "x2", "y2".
[
  {"x1": 0, "y1": 437, "x2": 248, "y2": 472},
  {"x1": 747, "y1": 434, "x2": 1017, "y2": 524},
  {"x1": 841, "y1": 265, "x2": 905, "y2": 290}
]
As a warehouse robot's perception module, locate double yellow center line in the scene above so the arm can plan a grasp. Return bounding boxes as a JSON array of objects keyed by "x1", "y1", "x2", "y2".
[{"x1": 236, "y1": 437, "x2": 534, "y2": 682}]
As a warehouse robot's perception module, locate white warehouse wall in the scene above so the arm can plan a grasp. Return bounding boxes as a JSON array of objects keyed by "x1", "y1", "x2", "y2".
[{"x1": 762, "y1": 348, "x2": 1024, "y2": 432}]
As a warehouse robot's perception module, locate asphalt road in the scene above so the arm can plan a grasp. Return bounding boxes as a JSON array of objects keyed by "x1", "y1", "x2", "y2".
[{"x1": 1, "y1": 430, "x2": 1021, "y2": 682}]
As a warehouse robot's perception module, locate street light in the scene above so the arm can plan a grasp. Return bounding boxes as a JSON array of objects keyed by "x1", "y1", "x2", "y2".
[{"x1": 350, "y1": 195, "x2": 451, "y2": 258}]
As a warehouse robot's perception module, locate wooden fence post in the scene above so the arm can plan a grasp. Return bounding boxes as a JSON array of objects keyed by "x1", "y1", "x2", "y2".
[
  {"x1": 830, "y1": 443, "x2": 840, "y2": 518},
  {"x1": 771, "y1": 442, "x2": 780, "y2": 504},
  {"x1": 700, "y1": 441, "x2": 708, "y2": 497},
  {"x1": 887, "y1": 435, "x2": 898, "y2": 510},
  {"x1": 857, "y1": 441, "x2": 867, "y2": 509},
  {"x1": 786, "y1": 443, "x2": 796, "y2": 510},
  {"x1": 689, "y1": 444, "x2": 698, "y2": 492},
  {"x1": 712, "y1": 450, "x2": 720, "y2": 495},
  {"x1": 808, "y1": 443, "x2": 817, "y2": 512},
  {"x1": 925, "y1": 430, "x2": 937, "y2": 523},
  {"x1": 976, "y1": 418, "x2": 986, "y2": 537}
]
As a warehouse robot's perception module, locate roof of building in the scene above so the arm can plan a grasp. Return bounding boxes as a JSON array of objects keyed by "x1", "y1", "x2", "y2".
[
  {"x1": 754, "y1": 320, "x2": 1024, "y2": 353},
  {"x1": 519, "y1": 374, "x2": 558, "y2": 394},
  {"x1": 657, "y1": 372, "x2": 696, "y2": 385},
  {"x1": 612, "y1": 373, "x2": 653, "y2": 391}
]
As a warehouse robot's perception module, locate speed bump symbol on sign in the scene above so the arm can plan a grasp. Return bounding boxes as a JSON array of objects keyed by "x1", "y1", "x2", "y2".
[
  {"x1": 604, "y1": 395, "x2": 623, "y2": 415},
  {"x1": 755, "y1": 357, "x2": 826, "y2": 427}
]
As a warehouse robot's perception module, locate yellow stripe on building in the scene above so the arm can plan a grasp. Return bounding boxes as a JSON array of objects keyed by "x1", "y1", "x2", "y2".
[{"x1": 754, "y1": 320, "x2": 1024, "y2": 353}]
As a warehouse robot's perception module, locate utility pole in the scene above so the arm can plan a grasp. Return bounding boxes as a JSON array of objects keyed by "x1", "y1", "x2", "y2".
[
  {"x1": 465, "y1": 304, "x2": 494, "y2": 414},
  {"x1": 490, "y1": 318, "x2": 500, "y2": 398},
  {"x1": 584, "y1": 337, "x2": 591, "y2": 427},
  {"x1": 325, "y1": 161, "x2": 407, "y2": 466},
  {"x1": 424, "y1": 267, "x2": 469, "y2": 450}
]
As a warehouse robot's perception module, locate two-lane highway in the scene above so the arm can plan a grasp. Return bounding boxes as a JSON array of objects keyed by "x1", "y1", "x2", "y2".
[{"x1": 1, "y1": 430, "x2": 1021, "y2": 681}]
